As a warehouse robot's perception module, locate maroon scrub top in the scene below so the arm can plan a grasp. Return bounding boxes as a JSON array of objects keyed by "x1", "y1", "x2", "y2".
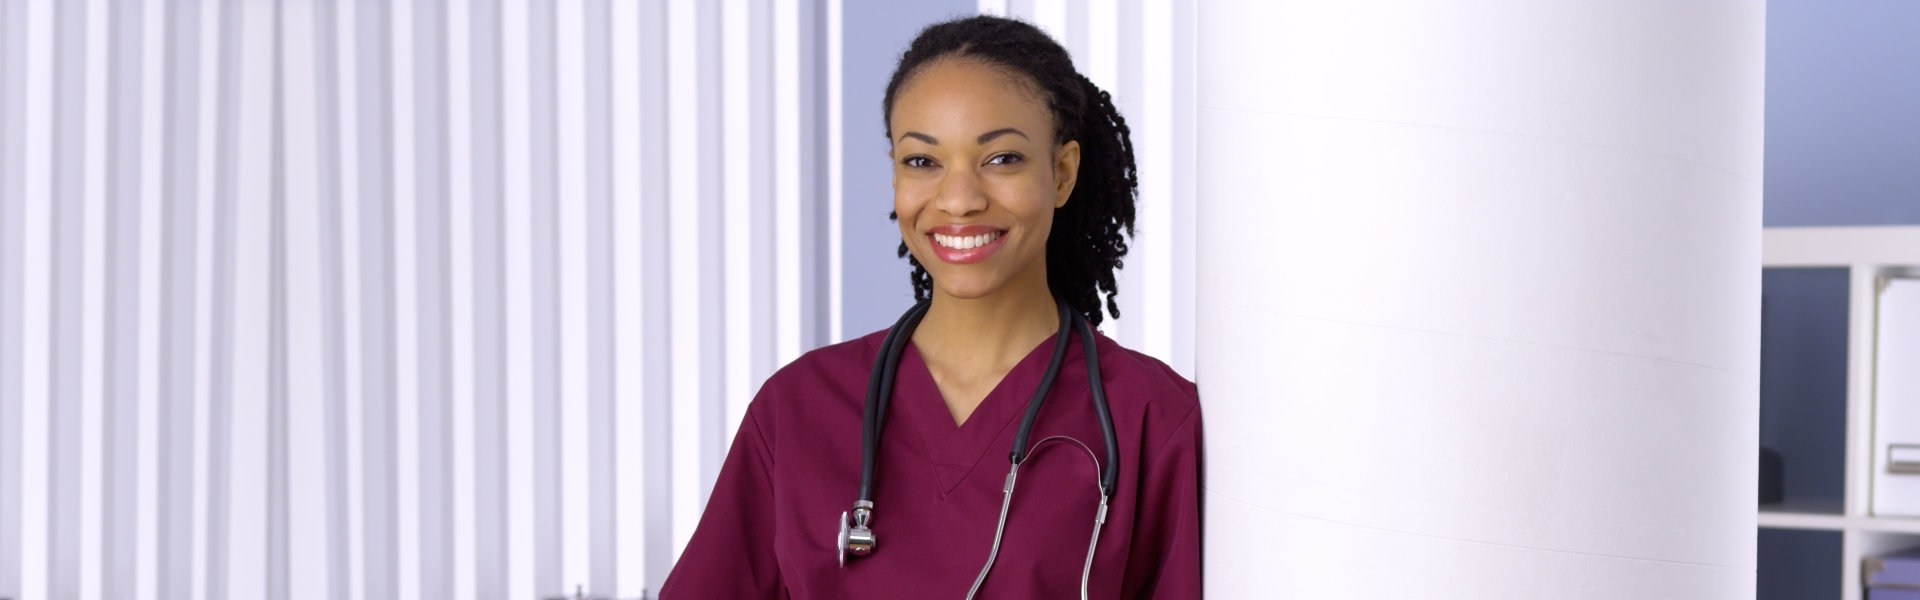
[{"x1": 660, "y1": 325, "x2": 1203, "y2": 599}]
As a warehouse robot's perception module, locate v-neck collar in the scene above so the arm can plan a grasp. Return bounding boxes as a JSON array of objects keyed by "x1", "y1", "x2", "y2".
[{"x1": 895, "y1": 333, "x2": 1064, "y2": 497}]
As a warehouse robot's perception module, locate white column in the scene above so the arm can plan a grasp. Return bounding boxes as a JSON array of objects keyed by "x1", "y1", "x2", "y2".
[{"x1": 1196, "y1": 2, "x2": 1764, "y2": 598}]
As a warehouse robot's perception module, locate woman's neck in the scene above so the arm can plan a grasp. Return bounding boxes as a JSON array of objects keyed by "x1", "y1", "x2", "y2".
[
  {"x1": 910, "y1": 271, "x2": 1059, "y2": 417},
  {"x1": 916, "y1": 280, "x2": 1058, "y2": 363}
]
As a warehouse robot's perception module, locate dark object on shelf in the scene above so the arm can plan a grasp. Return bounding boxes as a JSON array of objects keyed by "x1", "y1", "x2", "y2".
[
  {"x1": 1761, "y1": 446, "x2": 1785, "y2": 504},
  {"x1": 1865, "y1": 546, "x2": 1920, "y2": 599}
]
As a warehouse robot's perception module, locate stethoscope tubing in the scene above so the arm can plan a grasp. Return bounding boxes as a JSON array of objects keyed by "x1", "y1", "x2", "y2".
[
  {"x1": 1074, "y1": 310, "x2": 1121, "y2": 495},
  {"x1": 850, "y1": 296, "x2": 1121, "y2": 598},
  {"x1": 860, "y1": 301, "x2": 929, "y2": 503}
]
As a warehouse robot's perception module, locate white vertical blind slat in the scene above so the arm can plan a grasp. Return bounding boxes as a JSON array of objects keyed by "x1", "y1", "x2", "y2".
[
  {"x1": 694, "y1": 0, "x2": 728, "y2": 531},
  {"x1": 720, "y1": 0, "x2": 750, "y2": 459},
  {"x1": 1171, "y1": 0, "x2": 1197, "y2": 378},
  {"x1": 607, "y1": 0, "x2": 649, "y2": 593},
  {"x1": 465, "y1": 0, "x2": 510, "y2": 597},
  {"x1": 387, "y1": 0, "x2": 422, "y2": 594},
  {"x1": 215, "y1": 0, "x2": 269, "y2": 596},
  {"x1": 0, "y1": 0, "x2": 27, "y2": 594},
  {"x1": 523, "y1": 0, "x2": 564, "y2": 593},
  {"x1": 78, "y1": 0, "x2": 108, "y2": 595},
  {"x1": 307, "y1": 0, "x2": 355, "y2": 596},
  {"x1": 268, "y1": 0, "x2": 293, "y2": 593},
  {"x1": 406, "y1": 0, "x2": 455, "y2": 596},
  {"x1": 17, "y1": 3, "x2": 55, "y2": 598},
  {"x1": 333, "y1": 3, "x2": 372, "y2": 597},
  {"x1": 352, "y1": 0, "x2": 400, "y2": 596},
  {"x1": 578, "y1": 0, "x2": 619, "y2": 593},
  {"x1": 101, "y1": 0, "x2": 144, "y2": 597},
  {"x1": 551, "y1": 0, "x2": 590, "y2": 592},
  {"x1": 134, "y1": 2, "x2": 166, "y2": 596},
  {"x1": 497, "y1": 0, "x2": 535, "y2": 596},
  {"x1": 442, "y1": 0, "x2": 478, "y2": 595},
  {"x1": 636, "y1": 0, "x2": 676, "y2": 589},
  {"x1": 772, "y1": 0, "x2": 800, "y2": 367},
  {"x1": 279, "y1": 1, "x2": 338, "y2": 598},
  {"x1": 48, "y1": 2, "x2": 87, "y2": 597},
  {"x1": 1136, "y1": 0, "x2": 1177, "y2": 364},
  {"x1": 825, "y1": 0, "x2": 843, "y2": 344},
  {"x1": 665, "y1": 0, "x2": 700, "y2": 557},
  {"x1": 200, "y1": 2, "x2": 238, "y2": 596},
  {"x1": 229, "y1": 2, "x2": 282, "y2": 598}
]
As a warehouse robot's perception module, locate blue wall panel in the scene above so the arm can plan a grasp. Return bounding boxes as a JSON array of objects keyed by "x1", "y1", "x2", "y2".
[{"x1": 1765, "y1": 0, "x2": 1920, "y2": 226}]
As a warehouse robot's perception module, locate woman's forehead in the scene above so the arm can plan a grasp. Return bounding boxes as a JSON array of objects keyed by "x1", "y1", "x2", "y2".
[{"x1": 890, "y1": 59, "x2": 1052, "y2": 139}]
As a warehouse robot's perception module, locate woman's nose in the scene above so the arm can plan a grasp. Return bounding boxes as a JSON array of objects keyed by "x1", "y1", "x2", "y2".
[{"x1": 932, "y1": 167, "x2": 988, "y2": 216}]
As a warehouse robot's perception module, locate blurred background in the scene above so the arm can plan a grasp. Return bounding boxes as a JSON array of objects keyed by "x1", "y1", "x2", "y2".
[{"x1": 0, "y1": 0, "x2": 1915, "y2": 599}]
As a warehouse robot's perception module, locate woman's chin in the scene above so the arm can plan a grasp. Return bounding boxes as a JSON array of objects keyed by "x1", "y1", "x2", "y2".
[{"x1": 932, "y1": 278, "x2": 1010, "y2": 301}]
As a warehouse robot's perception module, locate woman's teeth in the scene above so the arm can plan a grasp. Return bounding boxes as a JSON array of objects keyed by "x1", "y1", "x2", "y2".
[{"x1": 933, "y1": 231, "x2": 999, "y2": 250}]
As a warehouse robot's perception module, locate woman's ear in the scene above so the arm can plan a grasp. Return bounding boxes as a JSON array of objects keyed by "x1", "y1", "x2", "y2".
[{"x1": 1053, "y1": 140, "x2": 1081, "y2": 208}]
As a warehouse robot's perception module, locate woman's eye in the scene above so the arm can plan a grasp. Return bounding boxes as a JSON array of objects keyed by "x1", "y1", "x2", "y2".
[
  {"x1": 986, "y1": 153, "x2": 1023, "y2": 166},
  {"x1": 902, "y1": 156, "x2": 934, "y2": 168}
]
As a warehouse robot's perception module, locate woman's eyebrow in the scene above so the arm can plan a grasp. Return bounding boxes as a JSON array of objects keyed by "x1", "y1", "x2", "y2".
[
  {"x1": 895, "y1": 128, "x2": 1029, "y2": 146},
  {"x1": 977, "y1": 127, "x2": 1028, "y2": 144}
]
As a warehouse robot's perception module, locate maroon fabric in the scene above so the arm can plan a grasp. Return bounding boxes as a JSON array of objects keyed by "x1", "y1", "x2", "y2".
[{"x1": 660, "y1": 327, "x2": 1203, "y2": 599}]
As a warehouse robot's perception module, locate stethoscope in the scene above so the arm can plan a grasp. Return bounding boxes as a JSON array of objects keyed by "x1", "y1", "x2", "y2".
[{"x1": 838, "y1": 298, "x2": 1120, "y2": 600}]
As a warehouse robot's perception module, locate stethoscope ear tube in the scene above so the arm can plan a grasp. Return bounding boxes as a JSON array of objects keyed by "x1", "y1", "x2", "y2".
[
  {"x1": 1073, "y1": 312, "x2": 1120, "y2": 497},
  {"x1": 1008, "y1": 300, "x2": 1075, "y2": 466},
  {"x1": 859, "y1": 301, "x2": 930, "y2": 504}
]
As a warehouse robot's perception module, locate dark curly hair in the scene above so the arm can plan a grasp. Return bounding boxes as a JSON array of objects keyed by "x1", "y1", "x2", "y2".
[{"x1": 883, "y1": 14, "x2": 1138, "y2": 326}]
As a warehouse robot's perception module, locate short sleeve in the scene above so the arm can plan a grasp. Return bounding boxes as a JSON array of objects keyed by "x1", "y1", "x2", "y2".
[
  {"x1": 658, "y1": 407, "x2": 784, "y2": 598},
  {"x1": 1122, "y1": 403, "x2": 1204, "y2": 598}
]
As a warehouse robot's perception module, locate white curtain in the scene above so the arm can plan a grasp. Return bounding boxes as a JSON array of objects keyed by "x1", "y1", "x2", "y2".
[{"x1": 0, "y1": 0, "x2": 830, "y2": 598}]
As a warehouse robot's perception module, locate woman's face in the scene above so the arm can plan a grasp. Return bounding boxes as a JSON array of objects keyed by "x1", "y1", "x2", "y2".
[{"x1": 890, "y1": 58, "x2": 1080, "y2": 302}]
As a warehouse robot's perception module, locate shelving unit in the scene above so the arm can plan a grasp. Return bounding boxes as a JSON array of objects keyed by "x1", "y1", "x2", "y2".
[{"x1": 1761, "y1": 226, "x2": 1920, "y2": 600}]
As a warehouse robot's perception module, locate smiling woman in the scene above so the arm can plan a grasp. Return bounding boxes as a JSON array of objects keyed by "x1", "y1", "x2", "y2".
[{"x1": 661, "y1": 14, "x2": 1201, "y2": 600}]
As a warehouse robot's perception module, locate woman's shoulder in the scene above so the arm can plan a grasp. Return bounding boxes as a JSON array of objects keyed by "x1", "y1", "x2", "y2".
[
  {"x1": 749, "y1": 328, "x2": 890, "y2": 406},
  {"x1": 1090, "y1": 333, "x2": 1200, "y2": 409}
]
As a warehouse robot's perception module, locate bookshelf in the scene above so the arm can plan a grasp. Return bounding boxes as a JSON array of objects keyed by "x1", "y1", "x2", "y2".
[{"x1": 1761, "y1": 226, "x2": 1920, "y2": 600}]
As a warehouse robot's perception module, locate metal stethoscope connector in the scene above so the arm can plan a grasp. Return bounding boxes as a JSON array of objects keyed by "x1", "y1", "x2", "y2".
[{"x1": 838, "y1": 500, "x2": 876, "y2": 566}]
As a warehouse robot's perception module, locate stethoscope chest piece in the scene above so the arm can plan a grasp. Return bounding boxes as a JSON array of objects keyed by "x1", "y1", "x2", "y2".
[{"x1": 838, "y1": 502, "x2": 875, "y2": 567}]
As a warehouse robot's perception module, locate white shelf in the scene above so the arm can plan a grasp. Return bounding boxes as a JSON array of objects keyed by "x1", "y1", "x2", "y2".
[
  {"x1": 1759, "y1": 498, "x2": 1846, "y2": 531},
  {"x1": 1763, "y1": 225, "x2": 1920, "y2": 268},
  {"x1": 1760, "y1": 226, "x2": 1920, "y2": 600},
  {"x1": 1759, "y1": 499, "x2": 1920, "y2": 534}
]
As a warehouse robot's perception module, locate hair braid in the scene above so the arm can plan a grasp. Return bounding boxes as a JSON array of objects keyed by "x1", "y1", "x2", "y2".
[{"x1": 884, "y1": 15, "x2": 1139, "y2": 327}]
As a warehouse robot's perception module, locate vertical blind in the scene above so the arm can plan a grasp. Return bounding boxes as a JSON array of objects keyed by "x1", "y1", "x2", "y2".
[
  {"x1": 0, "y1": 1, "x2": 1192, "y2": 600},
  {"x1": 0, "y1": 0, "x2": 834, "y2": 598}
]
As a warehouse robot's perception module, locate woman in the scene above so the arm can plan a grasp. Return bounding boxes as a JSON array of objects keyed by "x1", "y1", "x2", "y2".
[{"x1": 661, "y1": 15, "x2": 1201, "y2": 598}]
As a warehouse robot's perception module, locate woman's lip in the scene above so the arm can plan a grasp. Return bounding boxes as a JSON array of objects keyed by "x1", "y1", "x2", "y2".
[
  {"x1": 926, "y1": 231, "x2": 1007, "y2": 265},
  {"x1": 926, "y1": 224, "x2": 1004, "y2": 236}
]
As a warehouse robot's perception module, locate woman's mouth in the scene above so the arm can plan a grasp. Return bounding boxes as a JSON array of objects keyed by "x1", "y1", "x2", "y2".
[{"x1": 927, "y1": 228, "x2": 1006, "y2": 264}]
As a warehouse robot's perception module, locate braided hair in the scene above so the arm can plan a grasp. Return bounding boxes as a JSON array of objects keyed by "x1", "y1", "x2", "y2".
[{"x1": 883, "y1": 15, "x2": 1138, "y2": 326}]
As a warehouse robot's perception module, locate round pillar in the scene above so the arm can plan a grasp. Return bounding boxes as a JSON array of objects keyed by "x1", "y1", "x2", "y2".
[{"x1": 1196, "y1": 2, "x2": 1764, "y2": 597}]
